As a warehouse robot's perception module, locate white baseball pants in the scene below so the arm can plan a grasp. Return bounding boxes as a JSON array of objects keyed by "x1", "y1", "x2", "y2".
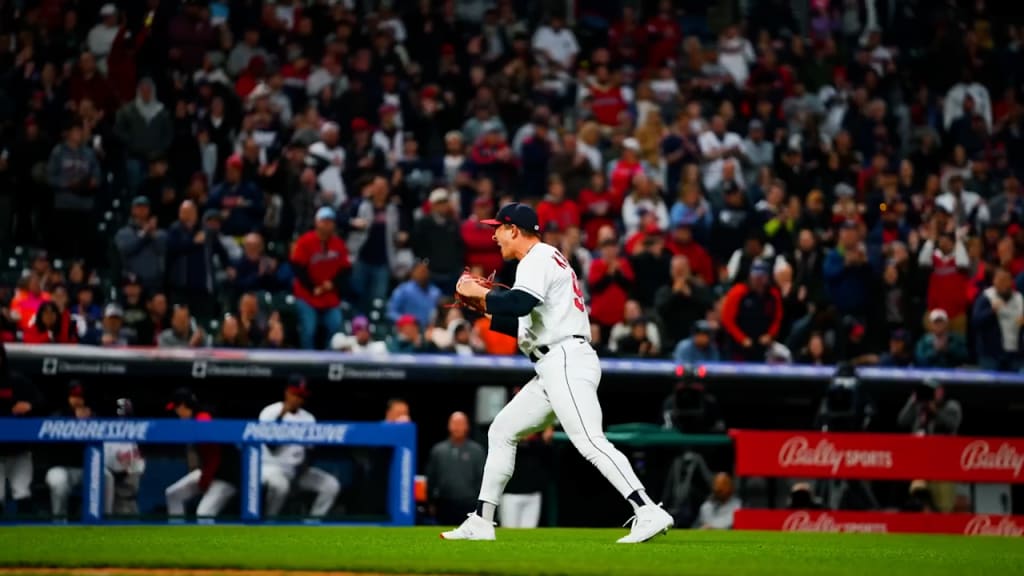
[
  {"x1": 478, "y1": 339, "x2": 644, "y2": 506},
  {"x1": 45, "y1": 466, "x2": 115, "y2": 517},
  {"x1": 165, "y1": 469, "x2": 236, "y2": 517},
  {"x1": 500, "y1": 492, "x2": 542, "y2": 528},
  {"x1": 262, "y1": 463, "x2": 340, "y2": 517},
  {"x1": 0, "y1": 452, "x2": 33, "y2": 502}
]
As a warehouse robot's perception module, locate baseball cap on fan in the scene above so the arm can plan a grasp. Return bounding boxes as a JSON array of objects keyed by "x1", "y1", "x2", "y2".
[{"x1": 480, "y1": 203, "x2": 540, "y2": 233}]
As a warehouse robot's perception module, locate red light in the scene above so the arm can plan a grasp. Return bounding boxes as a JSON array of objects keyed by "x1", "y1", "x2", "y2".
[
  {"x1": 674, "y1": 365, "x2": 685, "y2": 377},
  {"x1": 697, "y1": 365, "x2": 707, "y2": 378}
]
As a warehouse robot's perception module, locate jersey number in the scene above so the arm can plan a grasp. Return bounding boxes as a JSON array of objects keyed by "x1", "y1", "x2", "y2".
[{"x1": 551, "y1": 253, "x2": 585, "y2": 312}]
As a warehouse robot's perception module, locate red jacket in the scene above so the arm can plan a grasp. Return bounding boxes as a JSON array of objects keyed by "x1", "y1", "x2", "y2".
[
  {"x1": 588, "y1": 257, "x2": 634, "y2": 327},
  {"x1": 22, "y1": 310, "x2": 76, "y2": 345},
  {"x1": 720, "y1": 283, "x2": 783, "y2": 345},
  {"x1": 609, "y1": 159, "x2": 642, "y2": 198},
  {"x1": 666, "y1": 240, "x2": 716, "y2": 286},
  {"x1": 68, "y1": 71, "x2": 117, "y2": 115},
  {"x1": 536, "y1": 198, "x2": 581, "y2": 231},
  {"x1": 589, "y1": 84, "x2": 627, "y2": 127},
  {"x1": 927, "y1": 252, "x2": 969, "y2": 319},
  {"x1": 291, "y1": 231, "x2": 351, "y2": 309},
  {"x1": 645, "y1": 15, "x2": 681, "y2": 68},
  {"x1": 461, "y1": 218, "x2": 504, "y2": 276},
  {"x1": 579, "y1": 187, "x2": 624, "y2": 250}
]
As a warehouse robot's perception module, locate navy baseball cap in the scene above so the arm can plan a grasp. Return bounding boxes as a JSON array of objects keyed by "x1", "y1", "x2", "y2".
[{"x1": 481, "y1": 203, "x2": 540, "y2": 233}]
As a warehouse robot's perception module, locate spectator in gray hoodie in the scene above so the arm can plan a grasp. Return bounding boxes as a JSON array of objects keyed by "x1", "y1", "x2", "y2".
[
  {"x1": 115, "y1": 78, "x2": 173, "y2": 193},
  {"x1": 114, "y1": 196, "x2": 167, "y2": 293},
  {"x1": 47, "y1": 123, "x2": 101, "y2": 262}
]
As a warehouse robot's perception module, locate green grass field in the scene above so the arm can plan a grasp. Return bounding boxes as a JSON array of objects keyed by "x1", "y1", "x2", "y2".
[{"x1": 0, "y1": 526, "x2": 1022, "y2": 576}]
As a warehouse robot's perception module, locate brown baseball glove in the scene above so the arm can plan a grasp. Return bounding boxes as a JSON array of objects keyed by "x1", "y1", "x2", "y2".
[{"x1": 451, "y1": 269, "x2": 507, "y2": 313}]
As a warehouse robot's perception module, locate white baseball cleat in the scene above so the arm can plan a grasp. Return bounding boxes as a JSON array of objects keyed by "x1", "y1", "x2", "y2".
[
  {"x1": 439, "y1": 513, "x2": 496, "y2": 541},
  {"x1": 617, "y1": 504, "x2": 674, "y2": 544}
]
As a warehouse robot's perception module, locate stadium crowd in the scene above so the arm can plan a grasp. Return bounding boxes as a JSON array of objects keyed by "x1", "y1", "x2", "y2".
[{"x1": 1, "y1": 0, "x2": 1024, "y2": 372}]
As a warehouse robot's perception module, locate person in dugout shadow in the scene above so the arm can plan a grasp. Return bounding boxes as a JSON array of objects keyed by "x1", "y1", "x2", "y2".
[
  {"x1": 44, "y1": 382, "x2": 96, "y2": 519},
  {"x1": 897, "y1": 378, "x2": 962, "y2": 512},
  {"x1": 814, "y1": 363, "x2": 880, "y2": 510},
  {"x1": 0, "y1": 342, "x2": 40, "y2": 518},
  {"x1": 659, "y1": 367, "x2": 725, "y2": 528},
  {"x1": 164, "y1": 388, "x2": 239, "y2": 520},
  {"x1": 104, "y1": 398, "x2": 146, "y2": 516}
]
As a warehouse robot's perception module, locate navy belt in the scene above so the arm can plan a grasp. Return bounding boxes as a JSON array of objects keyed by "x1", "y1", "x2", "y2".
[{"x1": 529, "y1": 335, "x2": 587, "y2": 362}]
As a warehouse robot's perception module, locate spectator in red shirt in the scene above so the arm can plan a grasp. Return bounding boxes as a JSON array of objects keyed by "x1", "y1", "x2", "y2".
[
  {"x1": 585, "y1": 65, "x2": 628, "y2": 127},
  {"x1": 462, "y1": 198, "x2": 504, "y2": 276},
  {"x1": 644, "y1": 0, "x2": 682, "y2": 69},
  {"x1": 588, "y1": 239, "x2": 635, "y2": 331},
  {"x1": 608, "y1": 138, "x2": 643, "y2": 198},
  {"x1": 579, "y1": 172, "x2": 623, "y2": 250},
  {"x1": 666, "y1": 222, "x2": 716, "y2": 286},
  {"x1": 607, "y1": 7, "x2": 646, "y2": 65},
  {"x1": 720, "y1": 260, "x2": 784, "y2": 362},
  {"x1": 22, "y1": 301, "x2": 75, "y2": 344},
  {"x1": 536, "y1": 175, "x2": 580, "y2": 231},
  {"x1": 291, "y1": 207, "x2": 351, "y2": 350},
  {"x1": 68, "y1": 52, "x2": 117, "y2": 115}
]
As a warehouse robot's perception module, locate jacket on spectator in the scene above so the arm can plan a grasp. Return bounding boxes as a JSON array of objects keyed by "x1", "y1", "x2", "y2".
[
  {"x1": 413, "y1": 215, "x2": 464, "y2": 279},
  {"x1": 114, "y1": 224, "x2": 168, "y2": 292},
  {"x1": 210, "y1": 180, "x2": 265, "y2": 237},
  {"x1": 720, "y1": 283, "x2": 783, "y2": 347},
  {"x1": 461, "y1": 218, "x2": 504, "y2": 276},
  {"x1": 291, "y1": 231, "x2": 351, "y2": 310},
  {"x1": 114, "y1": 90, "x2": 173, "y2": 162},
  {"x1": 972, "y1": 287, "x2": 1024, "y2": 365},
  {"x1": 166, "y1": 221, "x2": 230, "y2": 295},
  {"x1": 914, "y1": 332, "x2": 968, "y2": 368},
  {"x1": 536, "y1": 198, "x2": 581, "y2": 231},
  {"x1": 654, "y1": 281, "x2": 715, "y2": 350},
  {"x1": 347, "y1": 199, "x2": 402, "y2": 276},
  {"x1": 673, "y1": 338, "x2": 721, "y2": 365},
  {"x1": 588, "y1": 258, "x2": 635, "y2": 327},
  {"x1": 46, "y1": 142, "x2": 101, "y2": 212},
  {"x1": 387, "y1": 281, "x2": 442, "y2": 328},
  {"x1": 918, "y1": 239, "x2": 970, "y2": 320},
  {"x1": 823, "y1": 249, "x2": 874, "y2": 316},
  {"x1": 579, "y1": 186, "x2": 624, "y2": 250}
]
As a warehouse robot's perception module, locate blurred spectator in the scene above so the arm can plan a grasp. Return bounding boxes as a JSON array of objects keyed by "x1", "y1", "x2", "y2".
[
  {"x1": 721, "y1": 261, "x2": 783, "y2": 362},
  {"x1": 588, "y1": 239, "x2": 634, "y2": 331},
  {"x1": 673, "y1": 321, "x2": 720, "y2": 365},
  {"x1": 291, "y1": 207, "x2": 351, "y2": 350},
  {"x1": 609, "y1": 300, "x2": 661, "y2": 357},
  {"x1": 878, "y1": 329, "x2": 915, "y2": 367},
  {"x1": 462, "y1": 198, "x2": 504, "y2": 277},
  {"x1": 98, "y1": 304, "x2": 131, "y2": 347},
  {"x1": 70, "y1": 286, "x2": 102, "y2": 344},
  {"x1": 115, "y1": 78, "x2": 173, "y2": 193},
  {"x1": 134, "y1": 292, "x2": 168, "y2": 347},
  {"x1": 307, "y1": 122, "x2": 347, "y2": 208},
  {"x1": 10, "y1": 274, "x2": 52, "y2": 332},
  {"x1": 232, "y1": 233, "x2": 284, "y2": 296},
  {"x1": 330, "y1": 316, "x2": 388, "y2": 354},
  {"x1": 536, "y1": 175, "x2": 580, "y2": 231},
  {"x1": 621, "y1": 173, "x2": 669, "y2": 236},
  {"x1": 47, "y1": 123, "x2": 101, "y2": 262},
  {"x1": 158, "y1": 304, "x2": 206, "y2": 348},
  {"x1": 236, "y1": 293, "x2": 268, "y2": 347},
  {"x1": 166, "y1": 202, "x2": 231, "y2": 320},
  {"x1": 628, "y1": 225, "x2": 672, "y2": 308},
  {"x1": 699, "y1": 116, "x2": 745, "y2": 193},
  {"x1": 413, "y1": 189, "x2": 464, "y2": 292},
  {"x1": 695, "y1": 472, "x2": 741, "y2": 530},
  {"x1": 384, "y1": 398, "x2": 411, "y2": 423},
  {"x1": 824, "y1": 222, "x2": 874, "y2": 322},
  {"x1": 215, "y1": 315, "x2": 247, "y2": 348},
  {"x1": 22, "y1": 301, "x2": 75, "y2": 344},
  {"x1": 796, "y1": 331, "x2": 833, "y2": 365},
  {"x1": 210, "y1": 155, "x2": 264, "y2": 237},
  {"x1": 972, "y1": 268, "x2": 1024, "y2": 371},
  {"x1": 114, "y1": 196, "x2": 167, "y2": 293},
  {"x1": 426, "y1": 411, "x2": 485, "y2": 525},
  {"x1": 656, "y1": 255, "x2": 714, "y2": 351},
  {"x1": 387, "y1": 260, "x2": 442, "y2": 330},
  {"x1": 44, "y1": 382, "x2": 95, "y2": 518},
  {"x1": 918, "y1": 230, "x2": 970, "y2": 334},
  {"x1": 915, "y1": 309, "x2": 968, "y2": 368},
  {"x1": 386, "y1": 314, "x2": 433, "y2": 354},
  {"x1": 86, "y1": 4, "x2": 119, "y2": 74},
  {"x1": 348, "y1": 176, "x2": 403, "y2": 313}
]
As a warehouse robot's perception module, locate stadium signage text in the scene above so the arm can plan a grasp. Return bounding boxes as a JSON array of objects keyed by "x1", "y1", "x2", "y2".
[
  {"x1": 736, "y1": 509, "x2": 1024, "y2": 537},
  {"x1": 781, "y1": 511, "x2": 887, "y2": 533},
  {"x1": 38, "y1": 420, "x2": 151, "y2": 441},
  {"x1": 241, "y1": 422, "x2": 349, "y2": 444},
  {"x1": 777, "y1": 437, "x2": 893, "y2": 474},
  {"x1": 960, "y1": 441, "x2": 1024, "y2": 478}
]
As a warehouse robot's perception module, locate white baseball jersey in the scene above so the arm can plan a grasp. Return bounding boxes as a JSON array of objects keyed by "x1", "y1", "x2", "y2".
[
  {"x1": 258, "y1": 402, "x2": 315, "y2": 471},
  {"x1": 511, "y1": 242, "x2": 591, "y2": 355}
]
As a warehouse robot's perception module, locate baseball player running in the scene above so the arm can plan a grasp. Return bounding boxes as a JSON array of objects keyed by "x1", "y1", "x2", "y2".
[
  {"x1": 442, "y1": 203, "x2": 673, "y2": 543},
  {"x1": 258, "y1": 375, "x2": 340, "y2": 518}
]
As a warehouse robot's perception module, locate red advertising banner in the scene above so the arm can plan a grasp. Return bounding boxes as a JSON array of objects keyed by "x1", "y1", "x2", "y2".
[
  {"x1": 734, "y1": 509, "x2": 1024, "y2": 537},
  {"x1": 729, "y1": 430, "x2": 1024, "y2": 483}
]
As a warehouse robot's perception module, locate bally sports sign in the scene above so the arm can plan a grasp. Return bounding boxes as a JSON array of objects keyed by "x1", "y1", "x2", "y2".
[
  {"x1": 735, "y1": 509, "x2": 1024, "y2": 537},
  {"x1": 731, "y1": 430, "x2": 1024, "y2": 482}
]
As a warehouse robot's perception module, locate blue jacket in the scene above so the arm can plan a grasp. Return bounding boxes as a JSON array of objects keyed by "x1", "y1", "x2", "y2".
[
  {"x1": 210, "y1": 180, "x2": 265, "y2": 236},
  {"x1": 823, "y1": 249, "x2": 873, "y2": 315},
  {"x1": 673, "y1": 338, "x2": 721, "y2": 365},
  {"x1": 166, "y1": 221, "x2": 230, "y2": 294},
  {"x1": 387, "y1": 280, "x2": 442, "y2": 328}
]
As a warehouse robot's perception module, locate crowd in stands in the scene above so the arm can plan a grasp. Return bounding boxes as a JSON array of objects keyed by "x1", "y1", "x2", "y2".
[{"x1": 2, "y1": 0, "x2": 1024, "y2": 371}]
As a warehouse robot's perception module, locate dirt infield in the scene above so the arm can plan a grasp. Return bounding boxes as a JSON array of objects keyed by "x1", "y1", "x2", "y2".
[{"x1": 0, "y1": 565, "x2": 438, "y2": 569}]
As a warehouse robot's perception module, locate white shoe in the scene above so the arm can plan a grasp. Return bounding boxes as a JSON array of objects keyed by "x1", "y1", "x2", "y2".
[
  {"x1": 439, "y1": 513, "x2": 496, "y2": 541},
  {"x1": 617, "y1": 504, "x2": 674, "y2": 544}
]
